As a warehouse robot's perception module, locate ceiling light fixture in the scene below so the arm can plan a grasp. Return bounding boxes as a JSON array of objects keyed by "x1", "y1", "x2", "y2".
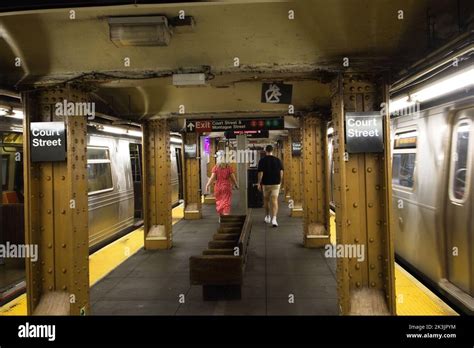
[
  {"x1": 92, "y1": 123, "x2": 142, "y2": 138},
  {"x1": 172, "y1": 73, "x2": 206, "y2": 86},
  {"x1": 108, "y1": 16, "x2": 172, "y2": 47}
]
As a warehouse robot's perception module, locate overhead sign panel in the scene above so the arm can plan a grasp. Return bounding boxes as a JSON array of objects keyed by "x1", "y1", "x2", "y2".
[
  {"x1": 186, "y1": 118, "x2": 284, "y2": 133},
  {"x1": 261, "y1": 83, "x2": 293, "y2": 104},
  {"x1": 224, "y1": 130, "x2": 269, "y2": 139},
  {"x1": 345, "y1": 112, "x2": 384, "y2": 153},
  {"x1": 30, "y1": 122, "x2": 67, "y2": 162}
]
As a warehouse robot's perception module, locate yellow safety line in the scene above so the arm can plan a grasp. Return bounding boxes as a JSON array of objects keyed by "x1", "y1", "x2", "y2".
[
  {"x1": 0, "y1": 293, "x2": 27, "y2": 316},
  {"x1": 0, "y1": 204, "x2": 184, "y2": 316},
  {"x1": 395, "y1": 263, "x2": 458, "y2": 316}
]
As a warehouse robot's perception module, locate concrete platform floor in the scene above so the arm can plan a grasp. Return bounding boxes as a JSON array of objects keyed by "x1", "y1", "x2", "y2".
[{"x1": 91, "y1": 199, "x2": 338, "y2": 315}]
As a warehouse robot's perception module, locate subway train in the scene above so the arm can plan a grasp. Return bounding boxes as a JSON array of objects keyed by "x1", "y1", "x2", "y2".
[
  {"x1": 1, "y1": 117, "x2": 184, "y2": 248},
  {"x1": 327, "y1": 85, "x2": 473, "y2": 314},
  {"x1": 390, "y1": 92, "x2": 473, "y2": 315},
  {"x1": 0, "y1": 116, "x2": 183, "y2": 302},
  {"x1": 86, "y1": 125, "x2": 183, "y2": 248}
]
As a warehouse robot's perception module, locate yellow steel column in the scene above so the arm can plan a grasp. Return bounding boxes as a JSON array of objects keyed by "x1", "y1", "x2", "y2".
[
  {"x1": 282, "y1": 136, "x2": 292, "y2": 203},
  {"x1": 183, "y1": 132, "x2": 202, "y2": 219},
  {"x1": 143, "y1": 119, "x2": 173, "y2": 250},
  {"x1": 289, "y1": 128, "x2": 303, "y2": 217},
  {"x1": 22, "y1": 85, "x2": 89, "y2": 315},
  {"x1": 203, "y1": 137, "x2": 216, "y2": 204},
  {"x1": 331, "y1": 74, "x2": 395, "y2": 315},
  {"x1": 302, "y1": 114, "x2": 330, "y2": 248}
]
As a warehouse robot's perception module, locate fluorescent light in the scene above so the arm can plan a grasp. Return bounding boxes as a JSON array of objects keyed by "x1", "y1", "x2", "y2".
[
  {"x1": 108, "y1": 16, "x2": 171, "y2": 47},
  {"x1": 97, "y1": 124, "x2": 142, "y2": 138},
  {"x1": 172, "y1": 73, "x2": 206, "y2": 86},
  {"x1": 390, "y1": 66, "x2": 474, "y2": 114},
  {"x1": 411, "y1": 67, "x2": 474, "y2": 102},
  {"x1": 127, "y1": 129, "x2": 143, "y2": 138}
]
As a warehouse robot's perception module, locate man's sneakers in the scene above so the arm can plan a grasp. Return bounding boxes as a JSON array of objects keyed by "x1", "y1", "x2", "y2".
[
  {"x1": 271, "y1": 217, "x2": 278, "y2": 227},
  {"x1": 265, "y1": 215, "x2": 278, "y2": 227}
]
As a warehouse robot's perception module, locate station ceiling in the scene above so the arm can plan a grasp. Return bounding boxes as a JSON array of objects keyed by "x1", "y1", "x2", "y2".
[{"x1": 0, "y1": 0, "x2": 469, "y2": 120}]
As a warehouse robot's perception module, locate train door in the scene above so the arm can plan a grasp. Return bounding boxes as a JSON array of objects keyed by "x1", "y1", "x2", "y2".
[
  {"x1": 175, "y1": 147, "x2": 184, "y2": 201},
  {"x1": 129, "y1": 143, "x2": 143, "y2": 220},
  {"x1": 0, "y1": 131, "x2": 25, "y2": 303},
  {"x1": 445, "y1": 108, "x2": 473, "y2": 295},
  {"x1": 327, "y1": 130, "x2": 335, "y2": 210}
]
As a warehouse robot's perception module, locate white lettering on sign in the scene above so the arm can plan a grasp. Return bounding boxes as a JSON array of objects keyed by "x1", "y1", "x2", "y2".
[
  {"x1": 31, "y1": 126, "x2": 63, "y2": 148},
  {"x1": 32, "y1": 138, "x2": 62, "y2": 147},
  {"x1": 32, "y1": 129, "x2": 61, "y2": 137},
  {"x1": 345, "y1": 112, "x2": 384, "y2": 153},
  {"x1": 30, "y1": 122, "x2": 67, "y2": 162},
  {"x1": 346, "y1": 118, "x2": 380, "y2": 137}
]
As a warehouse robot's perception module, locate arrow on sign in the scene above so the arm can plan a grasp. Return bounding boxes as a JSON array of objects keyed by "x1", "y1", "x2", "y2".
[{"x1": 187, "y1": 122, "x2": 195, "y2": 132}]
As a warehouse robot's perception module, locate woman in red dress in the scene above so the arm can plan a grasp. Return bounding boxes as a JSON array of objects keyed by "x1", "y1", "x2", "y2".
[{"x1": 205, "y1": 153, "x2": 239, "y2": 219}]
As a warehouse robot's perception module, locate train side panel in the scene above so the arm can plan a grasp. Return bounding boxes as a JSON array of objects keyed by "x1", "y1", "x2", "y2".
[
  {"x1": 87, "y1": 135, "x2": 135, "y2": 248},
  {"x1": 391, "y1": 109, "x2": 450, "y2": 283}
]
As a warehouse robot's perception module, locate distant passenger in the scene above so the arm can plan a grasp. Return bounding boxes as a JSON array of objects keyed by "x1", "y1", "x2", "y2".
[
  {"x1": 257, "y1": 145, "x2": 283, "y2": 227},
  {"x1": 205, "y1": 150, "x2": 239, "y2": 222}
]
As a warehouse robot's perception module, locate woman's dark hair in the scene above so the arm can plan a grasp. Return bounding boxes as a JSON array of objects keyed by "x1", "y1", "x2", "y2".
[{"x1": 265, "y1": 145, "x2": 274, "y2": 153}]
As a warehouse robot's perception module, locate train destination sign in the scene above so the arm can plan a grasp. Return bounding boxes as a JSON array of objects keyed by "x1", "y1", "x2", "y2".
[
  {"x1": 186, "y1": 118, "x2": 284, "y2": 133},
  {"x1": 30, "y1": 122, "x2": 67, "y2": 162},
  {"x1": 345, "y1": 112, "x2": 384, "y2": 153}
]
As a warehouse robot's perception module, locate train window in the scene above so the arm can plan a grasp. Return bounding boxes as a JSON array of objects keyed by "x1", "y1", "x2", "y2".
[
  {"x1": 88, "y1": 147, "x2": 109, "y2": 160},
  {"x1": 449, "y1": 120, "x2": 471, "y2": 203},
  {"x1": 129, "y1": 144, "x2": 142, "y2": 182},
  {"x1": 87, "y1": 147, "x2": 113, "y2": 194},
  {"x1": 392, "y1": 153, "x2": 416, "y2": 188},
  {"x1": 392, "y1": 130, "x2": 417, "y2": 189}
]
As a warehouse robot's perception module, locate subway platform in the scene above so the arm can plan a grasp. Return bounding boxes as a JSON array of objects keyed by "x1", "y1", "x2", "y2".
[{"x1": 90, "y1": 201, "x2": 338, "y2": 315}]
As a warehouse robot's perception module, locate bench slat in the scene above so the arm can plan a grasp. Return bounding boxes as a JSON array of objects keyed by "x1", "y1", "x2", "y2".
[
  {"x1": 213, "y1": 233, "x2": 240, "y2": 241},
  {"x1": 202, "y1": 249, "x2": 234, "y2": 255},
  {"x1": 208, "y1": 240, "x2": 237, "y2": 249}
]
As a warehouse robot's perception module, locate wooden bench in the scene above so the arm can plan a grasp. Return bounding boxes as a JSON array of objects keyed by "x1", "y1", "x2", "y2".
[{"x1": 189, "y1": 211, "x2": 252, "y2": 300}]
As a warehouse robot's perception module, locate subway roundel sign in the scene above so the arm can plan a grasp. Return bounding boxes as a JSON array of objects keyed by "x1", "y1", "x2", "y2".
[{"x1": 186, "y1": 118, "x2": 284, "y2": 133}]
